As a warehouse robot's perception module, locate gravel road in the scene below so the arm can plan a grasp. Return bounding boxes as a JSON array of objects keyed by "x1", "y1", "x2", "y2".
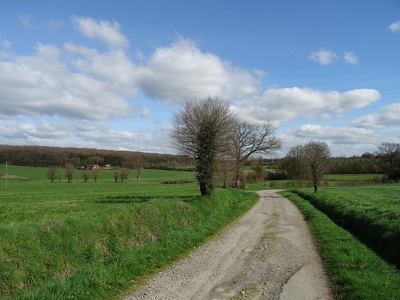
[{"x1": 123, "y1": 190, "x2": 333, "y2": 300}]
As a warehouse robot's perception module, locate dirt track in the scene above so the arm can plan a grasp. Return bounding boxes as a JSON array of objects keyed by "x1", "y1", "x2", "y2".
[{"x1": 123, "y1": 190, "x2": 333, "y2": 300}]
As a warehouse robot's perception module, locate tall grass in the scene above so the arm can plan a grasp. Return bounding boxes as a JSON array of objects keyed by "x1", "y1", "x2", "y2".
[
  {"x1": 281, "y1": 190, "x2": 400, "y2": 300},
  {"x1": 0, "y1": 165, "x2": 258, "y2": 299}
]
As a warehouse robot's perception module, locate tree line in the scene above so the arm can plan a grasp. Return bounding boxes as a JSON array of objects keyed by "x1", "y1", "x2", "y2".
[
  {"x1": 0, "y1": 145, "x2": 194, "y2": 169},
  {"x1": 281, "y1": 141, "x2": 400, "y2": 190}
]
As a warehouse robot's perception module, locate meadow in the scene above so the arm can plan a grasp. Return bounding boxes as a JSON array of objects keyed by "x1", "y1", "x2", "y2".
[
  {"x1": 3, "y1": 165, "x2": 400, "y2": 300},
  {"x1": 0, "y1": 165, "x2": 257, "y2": 299}
]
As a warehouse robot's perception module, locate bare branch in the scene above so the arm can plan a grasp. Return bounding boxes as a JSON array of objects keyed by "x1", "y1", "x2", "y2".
[{"x1": 170, "y1": 96, "x2": 236, "y2": 195}]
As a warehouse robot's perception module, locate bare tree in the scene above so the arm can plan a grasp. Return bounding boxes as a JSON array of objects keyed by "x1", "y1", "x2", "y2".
[
  {"x1": 137, "y1": 167, "x2": 141, "y2": 183},
  {"x1": 121, "y1": 168, "x2": 131, "y2": 182},
  {"x1": 302, "y1": 141, "x2": 330, "y2": 193},
  {"x1": 82, "y1": 169, "x2": 90, "y2": 182},
  {"x1": 171, "y1": 96, "x2": 235, "y2": 195},
  {"x1": 377, "y1": 142, "x2": 400, "y2": 166},
  {"x1": 231, "y1": 122, "x2": 281, "y2": 188},
  {"x1": 114, "y1": 170, "x2": 120, "y2": 183},
  {"x1": 377, "y1": 142, "x2": 400, "y2": 180},
  {"x1": 47, "y1": 166, "x2": 58, "y2": 183},
  {"x1": 92, "y1": 169, "x2": 101, "y2": 182},
  {"x1": 65, "y1": 166, "x2": 76, "y2": 183}
]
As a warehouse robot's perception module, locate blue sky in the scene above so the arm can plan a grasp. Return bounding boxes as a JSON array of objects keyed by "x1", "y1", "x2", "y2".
[{"x1": 0, "y1": 0, "x2": 399, "y2": 157}]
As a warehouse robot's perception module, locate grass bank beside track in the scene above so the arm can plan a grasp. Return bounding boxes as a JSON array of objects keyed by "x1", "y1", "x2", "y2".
[
  {"x1": 0, "y1": 165, "x2": 258, "y2": 299},
  {"x1": 291, "y1": 185, "x2": 400, "y2": 268},
  {"x1": 281, "y1": 187, "x2": 400, "y2": 300}
]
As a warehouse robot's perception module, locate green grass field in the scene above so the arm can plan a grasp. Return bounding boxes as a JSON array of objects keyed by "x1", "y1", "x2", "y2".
[{"x1": 0, "y1": 165, "x2": 258, "y2": 299}]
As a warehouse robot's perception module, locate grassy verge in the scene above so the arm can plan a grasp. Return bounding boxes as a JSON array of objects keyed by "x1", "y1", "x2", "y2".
[
  {"x1": 281, "y1": 190, "x2": 400, "y2": 300},
  {"x1": 0, "y1": 166, "x2": 258, "y2": 300},
  {"x1": 291, "y1": 185, "x2": 400, "y2": 268}
]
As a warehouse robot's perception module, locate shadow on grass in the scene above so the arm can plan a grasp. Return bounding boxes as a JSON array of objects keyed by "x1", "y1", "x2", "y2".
[{"x1": 96, "y1": 195, "x2": 196, "y2": 204}]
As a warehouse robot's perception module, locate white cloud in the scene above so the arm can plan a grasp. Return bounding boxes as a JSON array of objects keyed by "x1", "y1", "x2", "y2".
[
  {"x1": 0, "y1": 120, "x2": 71, "y2": 140},
  {"x1": 279, "y1": 124, "x2": 392, "y2": 157},
  {"x1": 1, "y1": 40, "x2": 11, "y2": 50},
  {"x1": 45, "y1": 19, "x2": 65, "y2": 30},
  {"x1": 232, "y1": 87, "x2": 381, "y2": 125},
  {"x1": 18, "y1": 13, "x2": 35, "y2": 29},
  {"x1": 65, "y1": 43, "x2": 138, "y2": 97},
  {"x1": 309, "y1": 49, "x2": 338, "y2": 65},
  {"x1": 389, "y1": 21, "x2": 400, "y2": 32},
  {"x1": 139, "y1": 107, "x2": 150, "y2": 118},
  {"x1": 343, "y1": 52, "x2": 359, "y2": 64},
  {"x1": 74, "y1": 125, "x2": 172, "y2": 153},
  {"x1": 138, "y1": 38, "x2": 262, "y2": 104},
  {"x1": 70, "y1": 16, "x2": 129, "y2": 48},
  {"x1": 285, "y1": 124, "x2": 376, "y2": 144},
  {"x1": 352, "y1": 103, "x2": 400, "y2": 128},
  {"x1": 0, "y1": 43, "x2": 133, "y2": 120}
]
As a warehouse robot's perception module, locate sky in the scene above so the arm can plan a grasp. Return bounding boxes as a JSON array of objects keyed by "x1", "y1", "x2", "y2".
[{"x1": 0, "y1": 0, "x2": 399, "y2": 157}]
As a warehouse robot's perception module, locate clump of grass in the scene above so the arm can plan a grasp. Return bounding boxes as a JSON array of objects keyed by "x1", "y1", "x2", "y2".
[{"x1": 281, "y1": 190, "x2": 400, "y2": 300}]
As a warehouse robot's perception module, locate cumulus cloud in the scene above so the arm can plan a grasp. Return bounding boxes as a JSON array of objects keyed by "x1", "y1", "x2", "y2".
[
  {"x1": 285, "y1": 124, "x2": 376, "y2": 144},
  {"x1": 70, "y1": 16, "x2": 129, "y2": 48},
  {"x1": 138, "y1": 38, "x2": 262, "y2": 103},
  {"x1": 0, "y1": 20, "x2": 263, "y2": 123},
  {"x1": 279, "y1": 124, "x2": 391, "y2": 156},
  {"x1": 74, "y1": 124, "x2": 171, "y2": 153},
  {"x1": 389, "y1": 21, "x2": 400, "y2": 32},
  {"x1": 352, "y1": 103, "x2": 400, "y2": 128},
  {"x1": 232, "y1": 87, "x2": 381, "y2": 125},
  {"x1": 343, "y1": 52, "x2": 359, "y2": 64},
  {"x1": 65, "y1": 43, "x2": 138, "y2": 97},
  {"x1": 0, "y1": 43, "x2": 133, "y2": 120},
  {"x1": 309, "y1": 49, "x2": 338, "y2": 65},
  {"x1": 0, "y1": 120, "x2": 71, "y2": 141}
]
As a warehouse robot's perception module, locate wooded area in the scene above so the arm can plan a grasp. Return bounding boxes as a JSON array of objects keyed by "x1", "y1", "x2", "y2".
[{"x1": 0, "y1": 145, "x2": 194, "y2": 169}]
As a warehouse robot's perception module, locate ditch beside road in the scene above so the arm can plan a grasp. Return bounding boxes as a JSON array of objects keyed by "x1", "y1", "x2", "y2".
[{"x1": 123, "y1": 190, "x2": 333, "y2": 300}]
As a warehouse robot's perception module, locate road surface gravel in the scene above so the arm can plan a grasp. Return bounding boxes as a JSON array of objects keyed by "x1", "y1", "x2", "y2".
[{"x1": 123, "y1": 190, "x2": 333, "y2": 300}]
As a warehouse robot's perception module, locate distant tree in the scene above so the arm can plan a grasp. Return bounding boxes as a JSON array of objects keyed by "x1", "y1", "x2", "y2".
[
  {"x1": 82, "y1": 169, "x2": 90, "y2": 183},
  {"x1": 137, "y1": 167, "x2": 141, "y2": 183},
  {"x1": 47, "y1": 166, "x2": 58, "y2": 183},
  {"x1": 282, "y1": 145, "x2": 305, "y2": 179},
  {"x1": 376, "y1": 142, "x2": 400, "y2": 180},
  {"x1": 65, "y1": 166, "x2": 76, "y2": 183},
  {"x1": 377, "y1": 142, "x2": 400, "y2": 167},
  {"x1": 92, "y1": 169, "x2": 101, "y2": 182},
  {"x1": 121, "y1": 168, "x2": 131, "y2": 183},
  {"x1": 114, "y1": 170, "x2": 120, "y2": 183},
  {"x1": 302, "y1": 141, "x2": 330, "y2": 193},
  {"x1": 361, "y1": 152, "x2": 375, "y2": 159},
  {"x1": 230, "y1": 121, "x2": 281, "y2": 188},
  {"x1": 171, "y1": 96, "x2": 235, "y2": 195}
]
